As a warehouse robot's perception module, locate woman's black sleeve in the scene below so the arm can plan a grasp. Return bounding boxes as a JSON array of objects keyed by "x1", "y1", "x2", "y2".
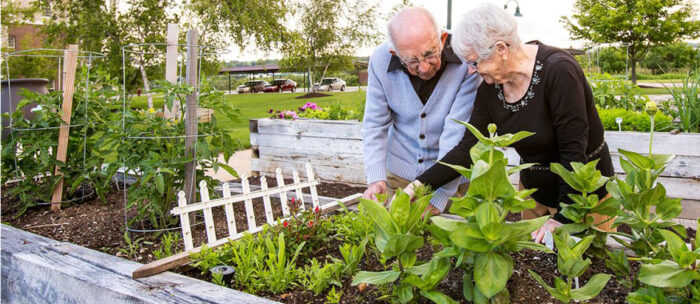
[{"x1": 416, "y1": 89, "x2": 491, "y2": 189}]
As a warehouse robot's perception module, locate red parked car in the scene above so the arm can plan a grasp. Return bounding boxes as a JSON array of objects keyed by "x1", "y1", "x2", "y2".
[{"x1": 264, "y1": 79, "x2": 297, "y2": 93}]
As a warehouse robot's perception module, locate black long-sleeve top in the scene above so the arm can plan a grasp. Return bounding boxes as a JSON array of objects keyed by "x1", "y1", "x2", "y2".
[{"x1": 416, "y1": 41, "x2": 614, "y2": 223}]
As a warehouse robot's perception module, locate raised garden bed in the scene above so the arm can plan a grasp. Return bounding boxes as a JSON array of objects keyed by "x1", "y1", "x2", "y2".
[{"x1": 251, "y1": 118, "x2": 700, "y2": 227}]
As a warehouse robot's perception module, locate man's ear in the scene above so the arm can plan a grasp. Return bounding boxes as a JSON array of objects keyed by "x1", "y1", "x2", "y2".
[
  {"x1": 440, "y1": 31, "x2": 448, "y2": 44},
  {"x1": 389, "y1": 49, "x2": 397, "y2": 56}
]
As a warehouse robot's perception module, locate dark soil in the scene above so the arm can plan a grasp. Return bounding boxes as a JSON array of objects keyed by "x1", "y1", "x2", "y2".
[
  {"x1": 1, "y1": 179, "x2": 694, "y2": 304},
  {"x1": 295, "y1": 92, "x2": 331, "y2": 99}
]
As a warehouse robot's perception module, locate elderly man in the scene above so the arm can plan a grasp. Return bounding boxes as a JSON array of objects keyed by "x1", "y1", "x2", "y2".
[{"x1": 362, "y1": 7, "x2": 481, "y2": 214}]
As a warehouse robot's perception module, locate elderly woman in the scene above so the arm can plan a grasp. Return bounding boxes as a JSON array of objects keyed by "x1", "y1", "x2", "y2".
[{"x1": 406, "y1": 4, "x2": 614, "y2": 243}]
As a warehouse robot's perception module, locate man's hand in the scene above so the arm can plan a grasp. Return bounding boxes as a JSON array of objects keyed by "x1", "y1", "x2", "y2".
[
  {"x1": 531, "y1": 218, "x2": 563, "y2": 244},
  {"x1": 421, "y1": 204, "x2": 442, "y2": 218},
  {"x1": 363, "y1": 180, "x2": 387, "y2": 201}
]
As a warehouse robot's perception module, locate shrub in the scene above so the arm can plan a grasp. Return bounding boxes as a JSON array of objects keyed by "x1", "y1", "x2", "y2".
[{"x1": 597, "y1": 107, "x2": 673, "y2": 132}]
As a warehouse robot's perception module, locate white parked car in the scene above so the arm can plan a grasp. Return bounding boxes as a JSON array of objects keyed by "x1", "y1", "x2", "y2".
[{"x1": 314, "y1": 77, "x2": 346, "y2": 92}]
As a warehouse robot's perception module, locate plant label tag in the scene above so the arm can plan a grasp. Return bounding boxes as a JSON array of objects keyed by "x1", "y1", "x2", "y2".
[{"x1": 544, "y1": 231, "x2": 554, "y2": 250}]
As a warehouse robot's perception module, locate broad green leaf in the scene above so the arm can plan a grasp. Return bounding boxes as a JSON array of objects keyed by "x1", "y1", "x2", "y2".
[
  {"x1": 474, "y1": 252, "x2": 513, "y2": 298},
  {"x1": 437, "y1": 161, "x2": 472, "y2": 178},
  {"x1": 570, "y1": 273, "x2": 612, "y2": 301},
  {"x1": 351, "y1": 270, "x2": 400, "y2": 286},
  {"x1": 390, "y1": 189, "x2": 411, "y2": 229},
  {"x1": 405, "y1": 194, "x2": 431, "y2": 233},
  {"x1": 496, "y1": 130, "x2": 535, "y2": 147},
  {"x1": 359, "y1": 198, "x2": 398, "y2": 234},
  {"x1": 430, "y1": 216, "x2": 469, "y2": 232},
  {"x1": 468, "y1": 159, "x2": 514, "y2": 202},
  {"x1": 507, "y1": 163, "x2": 536, "y2": 175},
  {"x1": 422, "y1": 257, "x2": 451, "y2": 289},
  {"x1": 455, "y1": 120, "x2": 492, "y2": 145},
  {"x1": 659, "y1": 230, "x2": 698, "y2": 268},
  {"x1": 400, "y1": 253, "x2": 417, "y2": 269},
  {"x1": 649, "y1": 153, "x2": 674, "y2": 170},
  {"x1": 449, "y1": 195, "x2": 481, "y2": 218},
  {"x1": 619, "y1": 149, "x2": 655, "y2": 169},
  {"x1": 512, "y1": 241, "x2": 554, "y2": 253},
  {"x1": 405, "y1": 262, "x2": 432, "y2": 276},
  {"x1": 463, "y1": 272, "x2": 474, "y2": 301},
  {"x1": 571, "y1": 235, "x2": 596, "y2": 257},
  {"x1": 656, "y1": 197, "x2": 682, "y2": 220},
  {"x1": 384, "y1": 234, "x2": 424, "y2": 258},
  {"x1": 217, "y1": 163, "x2": 239, "y2": 178},
  {"x1": 529, "y1": 269, "x2": 570, "y2": 302},
  {"x1": 396, "y1": 283, "x2": 414, "y2": 303},
  {"x1": 450, "y1": 226, "x2": 490, "y2": 252},
  {"x1": 638, "y1": 260, "x2": 700, "y2": 288},
  {"x1": 626, "y1": 286, "x2": 667, "y2": 304},
  {"x1": 155, "y1": 174, "x2": 165, "y2": 195},
  {"x1": 475, "y1": 202, "x2": 500, "y2": 230},
  {"x1": 550, "y1": 163, "x2": 585, "y2": 192},
  {"x1": 419, "y1": 290, "x2": 458, "y2": 304},
  {"x1": 502, "y1": 216, "x2": 549, "y2": 242}
]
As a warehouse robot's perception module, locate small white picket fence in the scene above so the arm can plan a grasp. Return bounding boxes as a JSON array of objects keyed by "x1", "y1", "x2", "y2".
[{"x1": 133, "y1": 163, "x2": 361, "y2": 278}]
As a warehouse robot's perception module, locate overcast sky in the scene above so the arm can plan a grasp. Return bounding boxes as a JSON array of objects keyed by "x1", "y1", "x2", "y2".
[{"x1": 226, "y1": 0, "x2": 700, "y2": 62}]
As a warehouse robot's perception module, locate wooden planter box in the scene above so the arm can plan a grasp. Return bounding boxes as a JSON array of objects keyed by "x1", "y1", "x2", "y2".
[{"x1": 250, "y1": 118, "x2": 700, "y2": 225}]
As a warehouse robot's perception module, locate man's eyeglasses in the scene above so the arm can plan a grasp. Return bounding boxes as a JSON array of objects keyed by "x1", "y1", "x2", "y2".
[{"x1": 399, "y1": 48, "x2": 441, "y2": 70}]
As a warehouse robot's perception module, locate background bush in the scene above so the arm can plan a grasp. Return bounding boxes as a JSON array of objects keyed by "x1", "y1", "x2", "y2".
[{"x1": 597, "y1": 107, "x2": 673, "y2": 132}]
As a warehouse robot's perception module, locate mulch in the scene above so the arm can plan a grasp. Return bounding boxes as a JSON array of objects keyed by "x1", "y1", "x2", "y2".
[
  {"x1": 1, "y1": 178, "x2": 695, "y2": 303},
  {"x1": 295, "y1": 92, "x2": 331, "y2": 99}
]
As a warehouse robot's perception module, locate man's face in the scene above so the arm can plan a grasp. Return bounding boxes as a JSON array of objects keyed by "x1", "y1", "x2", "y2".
[{"x1": 395, "y1": 34, "x2": 444, "y2": 80}]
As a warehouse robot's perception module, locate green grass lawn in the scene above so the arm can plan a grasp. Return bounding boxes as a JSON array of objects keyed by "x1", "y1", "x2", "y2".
[
  {"x1": 129, "y1": 91, "x2": 366, "y2": 148},
  {"x1": 218, "y1": 92, "x2": 365, "y2": 147}
]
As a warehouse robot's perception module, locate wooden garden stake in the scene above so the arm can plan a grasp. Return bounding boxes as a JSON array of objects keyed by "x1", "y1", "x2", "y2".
[
  {"x1": 183, "y1": 29, "x2": 199, "y2": 220},
  {"x1": 164, "y1": 23, "x2": 180, "y2": 118},
  {"x1": 51, "y1": 44, "x2": 79, "y2": 212}
]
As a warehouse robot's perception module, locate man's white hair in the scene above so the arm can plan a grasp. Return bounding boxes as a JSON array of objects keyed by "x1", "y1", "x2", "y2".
[
  {"x1": 452, "y1": 3, "x2": 522, "y2": 60},
  {"x1": 386, "y1": 7, "x2": 440, "y2": 49}
]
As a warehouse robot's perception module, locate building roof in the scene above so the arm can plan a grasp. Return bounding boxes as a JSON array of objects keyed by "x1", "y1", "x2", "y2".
[{"x1": 219, "y1": 65, "x2": 280, "y2": 75}]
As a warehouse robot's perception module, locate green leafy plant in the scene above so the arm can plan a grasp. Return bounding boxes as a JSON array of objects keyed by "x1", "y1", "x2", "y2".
[
  {"x1": 338, "y1": 239, "x2": 368, "y2": 277},
  {"x1": 257, "y1": 232, "x2": 305, "y2": 293},
  {"x1": 351, "y1": 188, "x2": 454, "y2": 303},
  {"x1": 665, "y1": 71, "x2": 700, "y2": 133},
  {"x1": 549, "y1": 160, "x2": 618, "y2": 255},
  {"x1": 300, "y1": 258, "x2": 343, "y2": 295},
  {"x1": 606, "y1": 101, "x2": 684, "y2": 259},
  {"x1": 115, "y1": 81, "x2": 240, "y2": 229},
  {"x1": 529, "y1": 232, "x2": 612, "y2": 303},
  {"x1": 325, "y1": 286, "x2": 343, "y2": 304},
  {"x1": 590, "y1": 79, "x2": 650, "y2": 112},
  {"x1": 1, "y1": 68, "x2": 122, "y2": 214},
  {"x1": 153, "y1": 232, "x2": 181, "y2": 259},
  {"x1": 597, "y1": 106, "x2": 673, "y2": 132},
  {"x1": 119, "y1": 231, "x2": 143, "y2": 259},
  {"x1": 430, "y1": 122, "x2": 553, "y2": 303},
  {"x1": 632, "y1": 223, "x2": 700, "y2": 302}
]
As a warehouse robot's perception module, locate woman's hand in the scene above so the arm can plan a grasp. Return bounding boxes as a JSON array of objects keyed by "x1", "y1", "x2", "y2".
[
  {"x1": 387, "y1": 180, "x2": 422, "y2": 206},
  {"x1": 531, "y1": 218, "x2": 562, "y2": 244}
]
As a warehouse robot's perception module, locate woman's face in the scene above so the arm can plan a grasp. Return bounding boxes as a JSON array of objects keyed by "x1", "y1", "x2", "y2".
[{"x1": 464, "y1": 42, "x2": 509, "y2": 85}]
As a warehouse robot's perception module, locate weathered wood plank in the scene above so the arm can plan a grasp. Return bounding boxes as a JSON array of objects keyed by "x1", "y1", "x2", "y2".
[
  {"x1": 306, "y1": 163, "x2": 321, "y2": 210},
  {"x1": 251, "y1": 158, "x2": 366, "y2": 185},
  {"x1": 254, "y1": 118, "x2": 362, "y2": 139},
  {"x1": 250, "y1": 133, "x2": 363, "y2": 154},
  {"x1": 51, "y1": 44, "x2": 79, "y2": 211},
  {"x1": 605, "y1": 131, "x2": 700, "y2": 156},
  {"x1": 256, "y1": 146, "x2": 364, "y2": 167},
  {"x1": 2, "y1": 225, "x2": 278, "y2": 303}
]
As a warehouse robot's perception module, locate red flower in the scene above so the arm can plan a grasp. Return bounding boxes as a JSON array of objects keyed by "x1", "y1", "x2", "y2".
[
  {"x1": 314, "y1": 206, "x2": 320, "y2": 213},
  {"x1": 308, "y1": 221, "x2": 313, "y2": 227},
  {"x1": 283, "y1": 221, "x2": 288, "y2": 227}
]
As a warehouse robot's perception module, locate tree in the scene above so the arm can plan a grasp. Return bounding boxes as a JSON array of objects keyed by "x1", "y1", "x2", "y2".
[
  {"x1": 279, "y1": 0, "x2": 381, "y2": 93},
  {"x1": 641, "y1": 43, "x2": 700, "y2": 74},
  {"x1": 561, "y1": 0, "x2": 700, "y2": 83},
  {"x1": 598, "y1": 47, "x2": 627, "y2": 74}
]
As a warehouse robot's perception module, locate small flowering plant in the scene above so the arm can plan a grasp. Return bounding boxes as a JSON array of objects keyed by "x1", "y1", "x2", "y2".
[{"x1": 273, "y1": 197, "x2": 330, "y2": 260}]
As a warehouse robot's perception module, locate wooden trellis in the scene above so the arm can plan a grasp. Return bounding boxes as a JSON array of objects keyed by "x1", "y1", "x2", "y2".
[{"x1": 132, "y1": 163, "x2": 360, "y2": 278}]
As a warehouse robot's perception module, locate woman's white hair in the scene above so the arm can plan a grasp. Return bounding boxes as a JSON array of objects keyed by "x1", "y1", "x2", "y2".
[{"x1": 452, "y1": 3, "x2": 522, "y2": 60}]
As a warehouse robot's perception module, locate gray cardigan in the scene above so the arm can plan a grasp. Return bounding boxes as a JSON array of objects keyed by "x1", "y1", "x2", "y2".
[{"x1": 362, "y1": 41, "x2": 481, "y2": 210}]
